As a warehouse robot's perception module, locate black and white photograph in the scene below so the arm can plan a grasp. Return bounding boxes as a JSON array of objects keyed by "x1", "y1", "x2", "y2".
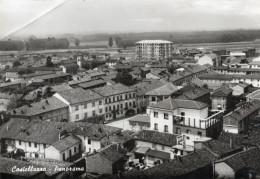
[{"x1": 0, "y1": 0, "x2": 260, "y2": 178}]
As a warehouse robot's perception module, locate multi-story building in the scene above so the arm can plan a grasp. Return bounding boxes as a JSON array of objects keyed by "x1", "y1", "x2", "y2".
[
  {"x1": 211, "y1": 86, "x2": 232, "y2": 112},
  {"x1": 0, "y1": 118, "x2": 121, "y2": 160},
  {"x1": 54, "y1": 88, "x2": 104, "y2": 122},
  {"x1": 93, "y1": 83, "x2": 137, "y2": 121},
  {"x1": 147, "y1": 98, "x2": 223, "y2": 139},
  {"x1": 135, "y1": 40, "x2": 173, "y2": 60}
]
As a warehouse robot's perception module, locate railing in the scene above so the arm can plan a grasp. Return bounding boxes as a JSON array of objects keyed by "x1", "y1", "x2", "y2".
[{"x1": 173, "y1": 111, "x2": 223, "y2": 129}]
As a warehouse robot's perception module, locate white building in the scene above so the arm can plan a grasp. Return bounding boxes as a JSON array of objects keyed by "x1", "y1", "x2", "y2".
[
  {"x1": 93, "y1": 83, "x2": 137, "y2": 121},
  {"x1": 147, "y1": 98, "x2": 223, "y2": 139},
  {"x1": 54, "y1": 88, "x2": 105, "y2": 122},
  {"x1": 135, "y1": 40, "x2": 173, "y2": 60}
]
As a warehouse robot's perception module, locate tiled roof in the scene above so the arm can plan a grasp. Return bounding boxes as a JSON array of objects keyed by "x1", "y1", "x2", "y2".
[
  {"x1": 93, "y1": 83, "x2": 135, "y2": 97},
  {"x1": 9, "y1": 97, "x2": 68, "y2": 116},
  {"x1": 51, "y1": 135, "x2": 81, "y2": 152},
  {"x1": 246, "y1": 89, "x2": 260, "y2": 99},
  {"x1": 109, "y1": 149, "x2": 216, "y2": 179},
  {"x1": 145, "y1": 83, "x2": 178, "y2": 96},
  {"x1": 146, "y1": 149, "x2": 170, "y2": 160},
  {"x1": 211, "y1": 86, "x2": 232, "y2": 97},
  {"x1": 176, "y1": 86, "x2": 210, "y2": 100},
  {"x1": 151, "y1": 98, "x2": 208, "y2": 111},
  {"x1": 0, "y1": 157, "x2": 42, "y2": 177},
  {"x1": 96, "y1": 143, "x2": 126, "y2": 163},
  {"x1": 56, "y1": 88, "x2": 102, "y2": 104},
  {"x1": 128, "y1": 115, "x2": 150, "y2": 123},
  {"x1": 137, "y1": 130, "x2": 177, "y2": 147},
  {"x1": 0, "y1": 118, "x2": 121, "y2": 144},
  {"x1": 218, "y1": 132, "x2": 247, "y2": 147},
  {"x1": 223, "y1": 100, "x2": 260, "y2": 123},
  {"x1": 203, "y1": 140, "x2": 242, "y2": 157},
  {"x1": 217, "y1": 147, "x2": 260, "y2": 172},
  {"x1": 78, "y1": 79, "x2": 106, "y2": 89},
  {"x1": 182, "y1": 64, "x2": 208, "y2": 74},
  {"x1": 108, "y1": 130, "x2": 137, "y2": 145},
  {"x1": 35, "y1": 72, "x2": 70, "y2": 80},
  {"x1": 199, "y1": 73, "x2": 260, "y2": 80},
  {"x1": 68, "y1": 77, "x2": 91, "y2": 86},
  {"x1": 131, "y1": 80, "x2": 164, "y2": 96}
]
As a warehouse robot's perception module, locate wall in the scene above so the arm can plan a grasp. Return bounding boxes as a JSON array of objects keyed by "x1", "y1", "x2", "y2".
[
  {"x1": 77, "y1": 135, "x2": 101, "y2": 154},
  {"x1": 14, "y1": 140, "x2": 45, "y2": 158},
  {"x1": 45, "y1": 146, "x2": 61, "y2": 160},
  {"x1": 215, "y1": 162, "x2": 235, "y2": 179}
]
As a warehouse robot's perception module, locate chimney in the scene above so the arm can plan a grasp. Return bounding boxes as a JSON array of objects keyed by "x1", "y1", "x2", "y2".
[
  {"x1": 6, "y1": 125, "x2": 9, "y2": 131},
  {"x1": 182, "y1": 135, "x2": 186, "y2": 149}
]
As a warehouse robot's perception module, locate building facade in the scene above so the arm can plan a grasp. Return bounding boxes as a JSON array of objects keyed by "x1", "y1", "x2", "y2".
[{"x1": 135, "y1": 40, "x2": 173, "y2": 60}]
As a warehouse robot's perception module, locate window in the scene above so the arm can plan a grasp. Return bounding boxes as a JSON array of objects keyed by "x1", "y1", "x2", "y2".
[
  {"x1": 181, "y1": 112, "x2": 185, "y2": 121},
  {"x1": 69, "y1": 149, "x2": 72, "y2": 158},
  {"x1": 109, "y1": 106, "x2": 111, "y2": 111},
  {"x1": 43, "y1": 144, "x2": 46, "y2": 148},
  {"x1": 74, "y1": 146, "x2": 76, "y2": 153},
  {"x1": 113, "y1": 97, "x2": 115, "y2": 102},
  {"x1": 89, "y1": 148, "x2": 91, "y2": 153},
  {"x1": 133, "y1": 101, "x2": 136, "y2": 107},
  {"x1": 198, "y1": 131, "x2": 202, "y2": 137},
  {"x1": 186, "y1": 130, "x2": 191, "y2": 134},
  {"x1": 129, "y1": 102, "x2": 132, "y2": 107},
  {"x1": 117, "y1": 104, "x2": 119, "y2": 109},
  {"x1": 109, "y1": 98, "x2": 111, "y2": 103},
  {"x1": 84, "y1": 112, "x2": 88, "y2": 118},
  {"x1": 121, "y1": 95, "x2": 123, "y2": 100},
  {"x1": 129, "y1": 94, "x2": 131, "y2": 99},
  {"x1": 154, "y1": 123, "x2": 158, "y2": 130},
  {"x1": 63, "y1": 153, "x2": 66, "y2": 161},
  {"x1": 34, "y1": 143, "x2": 37, "y2": 148},
  {"x1": 133, "y1": 93, "x2": 135, "y2": 98},
  {"x1": 29, "y1": 142, "x2": 31, "y2": 147},
  {"x1": 92, "y1": 102, "x2": 95, "y2": 107},
  {"x1": 99, "y1": 101, "x2": 102, "y2": 105},
  {"x1": 84, "y1": 103, "x2": 87, "y2": 109},
  {"x1": 92, "y1": 111, "x2": 96, "y2": 116},
  {"x1": 75, "y1": 105, "x2": 79, "y2": 111},
  {"x1": 99, "y1": 109, "x2": 103, "y2": 113},
  {"x1": 164, "y1": 125, "x2": 168, "y2": 132},
  {"x1": 186, "y1": 136, "x2": 190, "y2": 140},
  {"x1": 125, "y1": 94, "x2": 128, "y2": 99},
  {"x1": 121, "y1": 104, "x2": 123, "y2": 108},
  {"x1": 76, "y1": 114, "x2": 79, "y2": 119},
  {"x1": 164, "y1": 113, "x2": 168, "y2": 119},
  {"x1": 88, "y1": 139, "x2": 91, "y2": 144},
  {"x1": 105, "y1": 98, "x2": 107, "y2": 103},
  {"x1": 113, "y1": 105, "x2": 115, "y2": 110},
  {"x1": 176, "y1": 128, "x2": 181, "y2": 134},
  {"x1": 152, "y1": 96, "x2": 156, "y2": 102},
  {"x1": 154, "y1": 112, "x2": 158, "y2": 118},
  {"x1": 117, "y1": 96, "x2": 119, "y2": 101},
  {"x1": 19, "y1": 140, "x2": 21, "y2": 145},
  {"x1": 105, "y1": 107, "x2": 108, "y2": 112}
]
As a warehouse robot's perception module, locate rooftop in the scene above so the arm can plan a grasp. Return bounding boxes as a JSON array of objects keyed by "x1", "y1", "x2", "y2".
[
  {"x1": 78, "y1": 79, "x2": 106, "y2": 89},
  {"x1": 51, "y1": 135, "x2": 81, "y2": 152},
  {"x1": 150, "y1": 98, "x2": 208, "y2": 111},
  {"x1": 131, "y1": 80, "x2": 164, "y2": 96},
  {"x1": 146, "y1": 149, "x2": 170, "y2": 160},
  {"x1": 128, "y1": 115, "x2": 150, "y2": 123},
  {"x1": 137, "y1": 130, "x2": 178, "y2": 147},
  {"x1": 136, "y1": 40, "x2": 173, "y2": 44},
  {"x1": 55, "y1": 88, "x2": 102, "y2": 104},
  {"x1": 0, "y1": 118, "x2": 121, "y2": 144},
  {"x1": 93, "y1": 83, "x2": 135, "y2": 97},
  {"x1": 9, "y1": 97, "x2": 68, "y2": 116},
  {"x1": 145, "y1": 83, "x2": 178, "y2": 96},
  {"x1": 211, "y1": 85, "x2": 232, "y2": 97}
]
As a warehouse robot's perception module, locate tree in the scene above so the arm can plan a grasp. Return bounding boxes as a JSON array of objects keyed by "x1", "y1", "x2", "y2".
[
  {"x1": 108, "y1": 37, "x2": 113, "y2": 47},
  {"x1": 81, "y1": 62, "x2": 92, "y2": 70},
  {"x1": 13, "y1": 60, "x2": 21, "y2": 67},
  {"x1": 43, "y1": 86, "x2": 54, "y2": 98},
  {"x1": 46, "y1": 56, "x2": 54, "y2": 67},
  {"x1": 75, "y1": 38, "x2": 80, "y2": 46},
  {"x1": 115, "y1": 71, "x2": 133, "y2": 86}
]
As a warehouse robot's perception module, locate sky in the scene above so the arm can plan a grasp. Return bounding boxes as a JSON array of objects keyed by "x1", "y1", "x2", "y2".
[{"x1": 1, "y1": 0, "x2": 260, "y2": 39}]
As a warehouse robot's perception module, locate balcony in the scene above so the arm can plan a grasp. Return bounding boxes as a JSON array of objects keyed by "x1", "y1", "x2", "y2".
[{"x1": 173, "y1": 111, "x2": 223, "y2": 129}]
